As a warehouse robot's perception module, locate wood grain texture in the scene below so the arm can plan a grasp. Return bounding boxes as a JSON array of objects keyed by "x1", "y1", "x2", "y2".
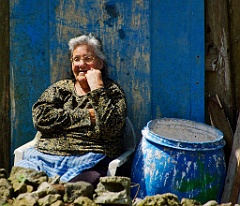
[
  {"x1": 207, "y1": 94, "x2": 233, "y2": 166},
  {"x1": 9, "y1": 0, "x2": 205, "y2": 165},
  {"x1": 205, "y1": 0, "x2": 235, "y2": 128},
  {"x1": 48, "y1": 0, "x2": 152, "y2": 140},
  {"x1": 228, "y1": 0, "x2": 240, "y2": 123},
  {"x1": 0, "y1": 0, "x2": 10, "y2": 171},
  {"x1": 221, "y1": 115, "x2": 240, "y2": 203}
]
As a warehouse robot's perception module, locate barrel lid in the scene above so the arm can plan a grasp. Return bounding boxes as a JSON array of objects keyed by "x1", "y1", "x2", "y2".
[{"x1": 142, "y1": 118, "x2": 226, "y2": 151}]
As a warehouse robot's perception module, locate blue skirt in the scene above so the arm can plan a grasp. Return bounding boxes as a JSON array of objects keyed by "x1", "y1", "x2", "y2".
[{"x1": 16, "y1": 147, "x2": 106, "y2": 182}]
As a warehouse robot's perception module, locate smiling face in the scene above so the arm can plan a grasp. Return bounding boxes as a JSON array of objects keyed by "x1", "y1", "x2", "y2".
[{"x1": 71, "y1": 45, "x2": 103, "y2": 83}]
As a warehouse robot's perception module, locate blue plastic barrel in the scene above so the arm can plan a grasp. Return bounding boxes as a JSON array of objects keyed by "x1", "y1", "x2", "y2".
[{"x1": 131, "y1": 118, "x2": 226, "y2": 204}]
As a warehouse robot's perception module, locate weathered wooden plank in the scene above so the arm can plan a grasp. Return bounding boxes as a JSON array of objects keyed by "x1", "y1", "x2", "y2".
[
  {"x1": 9, "y1": 0, "x2": 51, "y2": 164},
  {"x1": 205, "y1": 0, "x2": 235, "y2": 128},
  {"x1": 151, "y1": 0, "x2": 205, "y2": 122},
  {"x1": 230, "y1": 158, "x2": 240, "y2": 204},
  {"x1": 227, "y1": 0, "x2": 240, "y2": 123},
  {"x1": 221, "y1": 114, "x2": 240, "y2": 203},
  {"x1": 207, "y1": 94, "x2": 233, "y2": 166},
  {"x1": 48, "y1": 0, "x2": 152, "y2": 141},
  {"x1": 0, "y1": 0, "x2": 10, "y2": 171},
  {"x1": 9, "y1": 0, "x2": 205, "y2": 162}
]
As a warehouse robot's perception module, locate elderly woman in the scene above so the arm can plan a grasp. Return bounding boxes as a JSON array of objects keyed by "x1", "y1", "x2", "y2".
[{"x1": 16, "y1": 34, "x2": 127, "y2": 187}]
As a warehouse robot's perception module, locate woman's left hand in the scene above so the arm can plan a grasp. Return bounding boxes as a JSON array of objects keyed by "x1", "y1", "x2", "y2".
[{"x1": 85, "y1": 68, "x2": 104, "y2": 91}]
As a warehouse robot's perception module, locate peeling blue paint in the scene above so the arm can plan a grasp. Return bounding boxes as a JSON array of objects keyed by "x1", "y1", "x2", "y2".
[
  {"x1": 118, "y1": 29, "x2": 126, "y2": 39},
  {"x1": 132, "y1": 118, "x2": 226, "y2": 203},
  {"x1": 151, "y1": 0, "x2": 204, "y2": 122},
  {"x1": 105, "y1": 2, "x2": 119, "y2": 18},
  {"x1": 9, "y1": 0, "x2": 205, "y2": 166},
  {"x1": 104, "y1": 2, "x2": 119, "y2": 27}
]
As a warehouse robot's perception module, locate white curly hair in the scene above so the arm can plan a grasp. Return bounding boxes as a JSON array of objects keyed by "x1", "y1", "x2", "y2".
[{"x1": 68, "y1": 33, "x2": 106, "y2": 60}]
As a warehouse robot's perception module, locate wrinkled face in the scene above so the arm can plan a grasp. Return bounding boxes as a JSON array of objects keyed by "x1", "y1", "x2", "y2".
[{"x1": 71, "y1": 45, "x2": 103, "y2": 82}]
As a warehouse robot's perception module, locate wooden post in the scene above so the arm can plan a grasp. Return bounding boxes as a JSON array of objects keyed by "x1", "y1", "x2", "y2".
[
  {"x1": 221, "y1": 114, "x2": 240, "y2": 203},
  {"x1": 207, "y1": 94, "x2": 233, "y2": 166},
  {"x1": 0, "y1": 0, "x2": 10, "y2": 171}
]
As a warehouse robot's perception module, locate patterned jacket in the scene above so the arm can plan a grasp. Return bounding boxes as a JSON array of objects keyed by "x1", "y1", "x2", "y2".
[{"x1": 32, "y1": 77, "x2": 127, "y2": 158}]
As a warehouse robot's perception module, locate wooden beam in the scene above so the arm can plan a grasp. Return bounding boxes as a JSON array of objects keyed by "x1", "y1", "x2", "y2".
[
  {"x1": 221, "y1": 114, "x2": 240, "y2": 203},
  {"x1": 0, "y1": 0, "x2": 10, "y2": 171},
  {"x1": 207, "y1": 94, "x2": 233, "y2": 166}
]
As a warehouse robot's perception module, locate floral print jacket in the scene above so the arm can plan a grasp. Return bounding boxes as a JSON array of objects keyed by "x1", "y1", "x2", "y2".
[{"x1": 32, "y1": 77, "x2": 127, "y2": 158}]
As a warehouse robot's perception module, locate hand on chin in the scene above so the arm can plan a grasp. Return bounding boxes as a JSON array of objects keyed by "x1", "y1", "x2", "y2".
[{"x1": 75, "y1": 74, "x2": 87, "y2": 84}]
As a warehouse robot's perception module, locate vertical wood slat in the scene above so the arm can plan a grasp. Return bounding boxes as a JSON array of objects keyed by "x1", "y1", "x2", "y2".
[
  {"x1": 205, "y1": 0, "x2": 235, "y2": 128},
  {"x1": 151, "y1": 0, "x2": 204, "y2": 122},
  {"x1": 9, "y1": 0, "x2": 151, "y2": 160},
  {"x1": 48, "y1": 0, "x2": 152, "y2": 140},
  {"x1": 0, "y1": 0, "x2": 10, "y2": 171},
  {"x1": 228, "y1": 0, "x2": 240, "y2": 124},
  {"x1": 9, "y1": 0, "x2": 50, "y2": 165},
  {"x1": 221, "y1": 115, "x2": 240, "y2": 203},
  {"x1": 9, "y1": 0, "x2": 205, "y2": 165}
]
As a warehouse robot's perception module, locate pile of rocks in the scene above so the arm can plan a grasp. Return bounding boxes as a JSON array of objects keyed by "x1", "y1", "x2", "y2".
[
  {"x1": 0, "y1": 166, "x2": 237, "y2": 206},
  {"x1": 1, "y1": 167, "x2": 94, "y2": 205},
  {"x1": 1, "y1": 166, "x2": 132, "y2": 206}
]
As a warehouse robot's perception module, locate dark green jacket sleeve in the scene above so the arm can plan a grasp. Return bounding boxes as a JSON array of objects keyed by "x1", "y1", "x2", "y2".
[
  {"x1": 32, "y1": 79, "x2": 127, "y2": 138},
  {"x1": 32, "y1": 80, "x2": 91, "y2": 132},
  {"x1": 87, "y1": 81, "x2": 127, "y2": 138}
]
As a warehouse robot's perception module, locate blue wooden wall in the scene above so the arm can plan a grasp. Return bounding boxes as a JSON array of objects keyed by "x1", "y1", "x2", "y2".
[
  {"x1": 151, "y1": 1, "x2": 205, "y2": 121},
  {"x1": 10, "y1": 0, "x2": 204, "y2": 164}
]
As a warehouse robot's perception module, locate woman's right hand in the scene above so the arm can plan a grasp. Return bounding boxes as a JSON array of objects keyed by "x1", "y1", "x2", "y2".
[
  {"x1": 88, "y1": 108, "x2": 96, "y2": 125},
  {"x1": 85, "y1": 68, "x2": 104, "y2": 91}
]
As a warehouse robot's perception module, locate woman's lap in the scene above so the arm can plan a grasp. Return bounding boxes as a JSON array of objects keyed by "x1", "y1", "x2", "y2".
[
  {"x1": 16, "y1": 147, "x2": 108, "y2": 183},
  {"x1": 69, "y1": 163, "x2": 108, "y2": 188}
]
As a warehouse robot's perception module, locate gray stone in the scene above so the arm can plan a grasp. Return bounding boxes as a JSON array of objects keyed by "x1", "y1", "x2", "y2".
[
  {"x1": 202, "y1": 200, "x2": 219, "y2": 206},
  {"x1": 11, "y1": 178, "x2": 34, "y2": 194},
  {"x1": 27, "y1": 184, "x2": 34, "y2": 193},
  {"x1": 181, "y1": 198, "x2": 201, "y2": 206},
  {"x1": 33, "y1": 182, "x2": 58, "y2": 198},
  {"x1": 50, "y1": 200, "x2": 65, "y2": 206},
  {"x1": 74, "y1": 196, "x2": 99, "y2": 206},
  {"x1": 49, "y1": 175, "x2": 61, "y2": 184},
  {"x1": 135, "y1": 193, "x2": 181, "y2": 206},
  {"x1": 9, "y1": 166, "x2": 48, "y2": 188},
  {"x1": 13, "y1": 193, "x2": 38, "y2": 206},
  {"x1": 0, "y1": 178, "x2": 13, "y2": 205},
  {"x1": 132, "y1": 198, "x2": 143, "y2": 206},
  {"x1": 63, "y1": 181, "x2": 94, "y2": 203},
  {"x1": 38, "y1": 194, "x2": 61, "y2": 206},
  {"x1": 94, "y1": 176, "x2": 132, "y2": 205},
  {"x1": 0, "y1": 168, "x2": 9, "y2": 178},
  {"x1": 12, "y1": 181, "x2": 28, "y2": 194}
]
